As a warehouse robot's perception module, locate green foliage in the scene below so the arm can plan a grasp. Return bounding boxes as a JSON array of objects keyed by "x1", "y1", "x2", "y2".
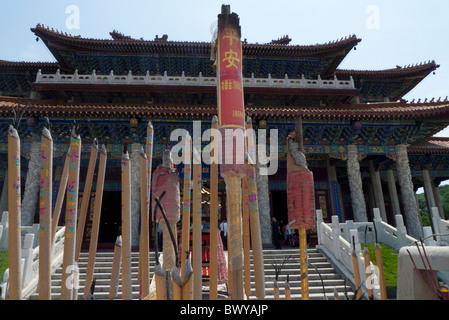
[
  {"x1": 0, "y1": 250, "x2": 7, "y2": 280},
  {"x1": 362, "y1": 243, "x2": 398, "y2": 299},
  {"x1": 416, "y1": 183, "x2": 449, "y2": 226}
]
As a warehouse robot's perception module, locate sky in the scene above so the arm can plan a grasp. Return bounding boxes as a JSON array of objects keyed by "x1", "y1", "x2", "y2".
[
  {"x1": 1, "y1": 0, "x2": 448, "y2": 114},
  {"x1": 1, "y1": 1, "x2": 448, "y2": 190}
]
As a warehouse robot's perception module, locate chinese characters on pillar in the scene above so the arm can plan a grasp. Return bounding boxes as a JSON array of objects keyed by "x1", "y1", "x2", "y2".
[{"x1": 217, "y1": 25, "x2": 245, "y2": 129}]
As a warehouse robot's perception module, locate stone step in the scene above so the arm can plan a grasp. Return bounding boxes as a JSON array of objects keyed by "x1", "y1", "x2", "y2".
[{"x1": 28, "y1": 248, "x2": 349, "y2": 300}]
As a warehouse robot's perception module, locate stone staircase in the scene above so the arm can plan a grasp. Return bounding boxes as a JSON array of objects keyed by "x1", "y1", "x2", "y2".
[{"x1": 28, "y1": 247, "x2": 353, "y2": 300}]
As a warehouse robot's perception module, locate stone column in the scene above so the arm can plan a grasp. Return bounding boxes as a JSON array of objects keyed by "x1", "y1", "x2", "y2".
[
  {"x1": 431, "y1": 180, "x2": 445, "y2": 219},
  {"x1": 422, "y1": 169, "x2": 437, "y2": 217},
  {"x1": 21, "y1": 141, "x2": 41, "y2": 226},
  {"x1": 326, "y1": 157, "x2": 345, "y2": 221},
  {"x1": 256, "y1": 157, "x2": 272, "y2": 245},
  {"x1": 130, "y1": 143, "x2": 141, "y2": 247},
  {"x1": 369, "y1": 160, "x2": 387, "y2": 221},
  {"x1": 395, "y1": 144, "x2": 423, "y2": 239},
  {"x1": 386, "y1": 169, "x2": 401, "y2": 219},
  {"x1": 346, "y1": 145, "x2": 368, "y2": 222}
]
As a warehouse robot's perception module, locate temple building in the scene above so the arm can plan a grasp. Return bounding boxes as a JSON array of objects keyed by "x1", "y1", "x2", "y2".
[{"x1": 0, "y1": 23, "x2": 448, "y2": 248}]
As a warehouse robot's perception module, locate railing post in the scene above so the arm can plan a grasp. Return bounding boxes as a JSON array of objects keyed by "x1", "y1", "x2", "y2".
[
  {"x1": 181, "y1": 71, "x2": 186, "y2": 85},
  {"x1": 395, "y1": 214, "x2": 408, "y2": 247},
  {"x1": 423, "y1": 226, "x2": 437, "y2": 246},
  {"x1": 73, "y1": 69, "x2": 78, "y2": 83},
  {"x1": 127, "y1": 70, "x2": 132, "y2": 84},
  {"x1": 431, "y1": 207, "x2": 442, "y2": 244},
  {"x1": 21, "y1": 233, "x2": 35, "y2": 287},
  {"x1": 145, "y1": 71, "x2": 150, "y2": 84},
  {"x1": 90, "y1": 70, "x2": 96, "y2": 84},
  {"x1": 316, "y1": 209, "x2": 323, "y2": 246},
  {"x1": 373, "y1": 208, "x2": 383, "y2": 243},
  {"x1": 108, "y1": 70, "x2": 113, "y2": 84},
  {"x1": 163, "y1": 71, "x2": 168, "y2": 84},
  {"x1": 0, "y1": 211, "x2": 8, "y2": 249},
  {"x1": 300, "y1": 74, "x2": 305, "y2": 88},
  {"x1": 331, "y1": 215, "x2": 341, "y2": 260},
  {"x1": 284, "y1": 74, "x2": 289, "y2": 88},
  {"x1": 36, "y1": 69, "x2": 42, "y2": 83}
]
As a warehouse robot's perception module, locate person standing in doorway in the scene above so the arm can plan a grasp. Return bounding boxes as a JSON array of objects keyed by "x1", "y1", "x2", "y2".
[
  {"x1": 272, "y1": 217, "x2": 281, "y2": 249},
  {"x1": 220, "y1": 219, "x2": 228, "y2": 250}
]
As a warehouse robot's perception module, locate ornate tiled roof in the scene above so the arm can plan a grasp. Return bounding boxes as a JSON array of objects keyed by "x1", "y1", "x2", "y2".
[
  {"x1": 31, "y1": 24, "x2": 361, "y2": 57},
  {"x1": 408, "y1": 137, "x2": 449, "y2": 154},
  {"x1": 1, "y1": 96, "x2": 449, "y2": 120},
  {"x1": 0, "y1": 59, "x2": 59, "y2": 72},
  {"x1": 335, "y1": 61, "x2": 439, "y2": 79}
]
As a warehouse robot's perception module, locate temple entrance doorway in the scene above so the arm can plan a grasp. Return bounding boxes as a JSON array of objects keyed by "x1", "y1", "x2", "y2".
[{"x1": 97, "y1": 190, "x2": 122, "y2": 248}]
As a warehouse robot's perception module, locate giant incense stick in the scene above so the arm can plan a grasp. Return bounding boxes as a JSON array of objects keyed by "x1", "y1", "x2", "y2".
[
  {"x1": 75, "y1": 139, "x2": 99, "y2": 261},
  {"x1": 245, "y1": 117, "x2": 265, "y2": 299},
  {"x1": 83, "y1": 144, "x2": 107, "y2": 300},
  {"x1": 192, "y1": 147, "x2": 202, "y2": 300},
  {"x1": 209, "y1": 116, "x2": 219, "y2": 300},
  {"x1": 121, "y1": 146, "x2": 133, "y2": 300},
  {"x1": 143, "y1": 121, "x2": 154, "y2": 296},
  {"x1": 139, "y1": 148, "x2": 150, "y2": 299},
  {"x1": 216, "y1": 4, "x2": 246, "y2": 300},
  {"x1": 181, "y1": 134, "x2": 192, "y2": 283},
  {"x1": 8, "y1": 125, "x2": 22, "y2": 300},
  {"x1": 38, "y1": 125, "x2": 53, "y2": 300},
  {"x1": 61, "y1": 126, "x2": 82, "y2": 300},
  {"x1": 52, "y1": 149, "x2": 69, "y2": 246}
]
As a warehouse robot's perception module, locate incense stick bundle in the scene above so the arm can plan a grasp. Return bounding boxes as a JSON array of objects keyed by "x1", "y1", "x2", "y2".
[
  {"x1": 299, "y1": 227, "x2": 309, "y2": 300},
  {"x1": 51, "y1": 149, "x2": 69, "y2": 246},
  {"x1": 121, "y1": 148, "x2": 132, "y2": 300},
  {"x1": 75, "y1": 140, "x2": 99, "y2": 261},
  {"x1": 192, "y1": 147, "x2": 202, "y2": 300},
  {"x1": 83, "y1": 145, "x2": 107, "y2": 300},
  {"x1": 181, "y1": 135, "x2": 192, "y2": 283},
  {"x1": 139, "y1": 148, "x2": 150, "y2": 299},
  {"x1": 61, "y1": 126, "x2": 82, "y2": 300},
  {"x1": 38, "y1": 126, "x2": 53, "y2": 300},
  {"x1": 7, "y1": 126, "x2": 22, "y2": 300},
  {"x1": 209, "y1": 117, "x2": 219, "y2": 300}
]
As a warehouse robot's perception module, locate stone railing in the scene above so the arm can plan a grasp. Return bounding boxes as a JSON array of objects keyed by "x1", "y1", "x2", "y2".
[
  {"x1": 35, "y1": 69, "x2": 355, "y2": 90},
  {"x1": 0, "y1": 211, "x2": 65, "y2": 299},
  {"x1": 428, "y1": 207, "x2": 449, "y2": 246},
  {"x1": 317, "y1": 207, "x2": 449, "y2": 299},
  {"x1": 316, "y1": 210, "x2": 382, "y2": 300}
]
